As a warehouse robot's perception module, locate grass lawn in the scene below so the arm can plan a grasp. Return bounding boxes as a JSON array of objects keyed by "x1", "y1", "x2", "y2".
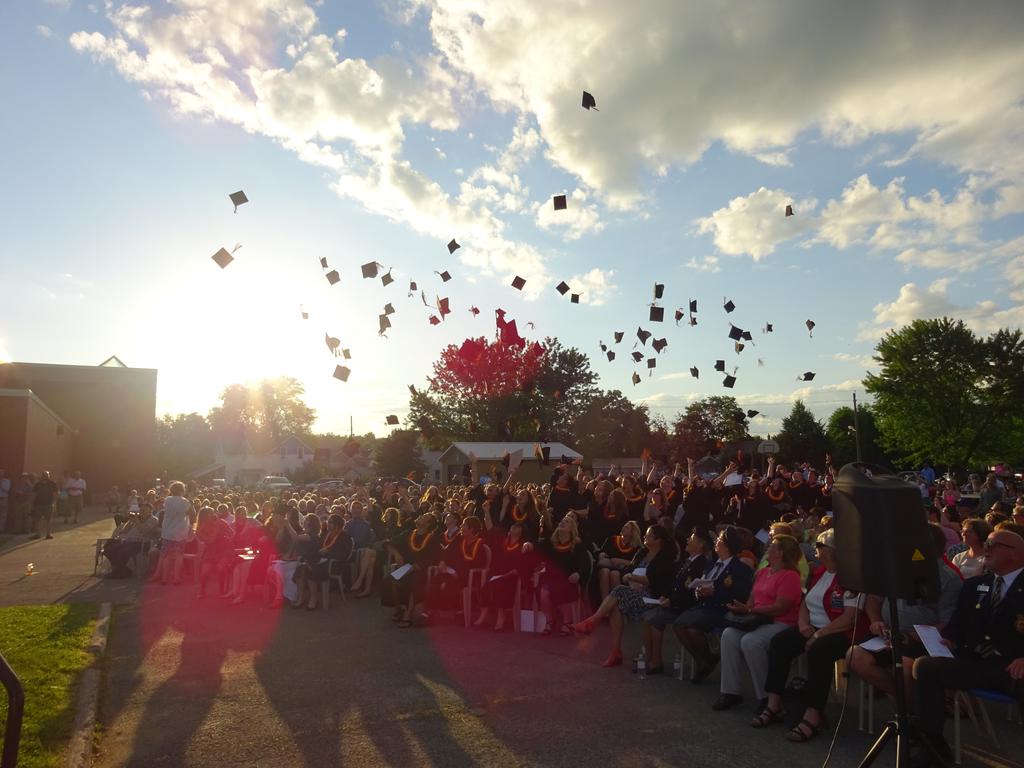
[{"x1": 0, "y1": 604, "x2": 97, "y2": 768}]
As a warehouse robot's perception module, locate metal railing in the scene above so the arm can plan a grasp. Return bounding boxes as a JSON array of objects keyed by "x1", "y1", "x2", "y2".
[{"x1": 0, "y1": 653, "x2": 23, "y2": 768}]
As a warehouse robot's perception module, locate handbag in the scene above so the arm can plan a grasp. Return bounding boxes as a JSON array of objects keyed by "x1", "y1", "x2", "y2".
[{"x1": 721, "y1": 610, "x2": 773, "y2": 631}]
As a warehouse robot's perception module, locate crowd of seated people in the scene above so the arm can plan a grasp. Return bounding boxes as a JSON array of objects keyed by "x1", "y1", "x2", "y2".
[{"x1": 98, "y1": 456, "x2": 1024, "y2": 763}]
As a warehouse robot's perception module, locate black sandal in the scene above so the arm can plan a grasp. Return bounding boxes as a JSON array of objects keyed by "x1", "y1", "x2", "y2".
[
  {"x1": 785, "y1": 718, "x2": 825, "y2": 743},
  {"x1": 751, "y1": 705, "x2": 785, "y2": 728}
]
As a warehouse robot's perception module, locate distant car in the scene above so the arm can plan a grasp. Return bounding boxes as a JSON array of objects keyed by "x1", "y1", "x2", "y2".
[{"x1": 257, "y1": 475, "x2": 293, "y2": 492}]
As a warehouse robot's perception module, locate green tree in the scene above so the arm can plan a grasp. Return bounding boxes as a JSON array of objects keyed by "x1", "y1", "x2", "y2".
[
  {"x1": 825, "y1": 404, "x2": 890, "y2": 468},
  {"x1": 374, "y1": 430, "x2": 426, "y2": 478},
  {"x1": 157, "y1": 412, "x2": 214, "y2": 478},
  {"x1": 864, "y1": 319, "x2": 1024, "y2": 469},
  {"x1": 670, "y1": 396, "x2": 748, "y2": 459},
  {"x1": 571, "y1": 390, "x2": 654, "y2": 458},
  {"x1": 776, "y1": 400, "x2": 829, "y2": 465},
  {"x1": 208, "y1": 377, "x2": 316, "y2": 438}
]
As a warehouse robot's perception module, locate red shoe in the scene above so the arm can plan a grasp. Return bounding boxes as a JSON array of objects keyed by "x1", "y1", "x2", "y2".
[
  {"x1": 601, "y1": 649, "x2": 623, "y2": 667},
  {"x1": 570, "y1": 619, "x2": 594, "y2": 635}
]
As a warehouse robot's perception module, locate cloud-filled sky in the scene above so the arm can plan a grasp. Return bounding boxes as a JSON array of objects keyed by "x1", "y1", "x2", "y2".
[{"x1": 1, "y1": 0, "x2": 1022, "y2": 437}]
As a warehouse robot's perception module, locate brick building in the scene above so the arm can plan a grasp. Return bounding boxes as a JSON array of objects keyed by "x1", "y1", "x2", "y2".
[{"x1": 0, "y1": 357, "x2": 158, "y2": 499}]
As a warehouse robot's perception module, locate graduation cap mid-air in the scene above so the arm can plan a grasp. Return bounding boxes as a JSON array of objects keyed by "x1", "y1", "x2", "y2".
[
  {"x1": 325, "y1": 269, "x2": 340, "y2": 285},
  {"x1": 632, "y1": 372, "x2": 641, "y2": 386},
  {"x1": 556, "y1": 281, "x2": 570, "y2": 295},
  {"x1": 384, "y1": 302, "x2": 395, "y2": 315},
  {"x1": 715, "y1": 359, "x2": 726, "y2": 372},
  {"x1": 606, "y1": 350, "x2": 615, "y2": 362},
  {"x1": 653, "y1": 283, "x2": 664, "y2": 300},
  {"x1": 386, "y1": 415, "x2": 399, "y2": 426},
  {"x1": 631, "y1": 351, "x2": 644, "y2": 362},
  {"x1": 746, "y1": 410, "x2": 760, "y2": 418},
  {"x1": 437, "y1": 297, "x2": 451, "y2": 318},
  {"x1": 428, "y1": 315, "x2": 440, "y2": 325},
  {"x1": 674, "y1": 309, "x2": 685, "y2": 325},
  {"x1": 437, "y1": 270, "x2": 452, "y2": 282},
  {"x1": 689, "y1": 299, "x2": 698, "y2": 313},
  {"x1": 553, "y1": 194, "x2": 568, "y2": 211},
  {"x1": 300, "y1": 305, "x2": 308, "y2": 320},
  {"x1": 378, "y1": 314, "x2": 391, "y2": 334},
  {"x1": 799, "y1": 371, "x2": 816, "y2": 381},
  {"x1": 723, "y1": 374, "x2": 736, "y2": 389},
  {"x1": 646, "y1": 358, "x2": 657, "y2": 369},
  {"x1": 649, "y1": 306, "x2": 664, "y2": 323},
  {"x1": 469, "y1": 306, "x2": 480, "y2": 316},
  {"x1": 614, "y1": 331, "x2": 624, "y2": 343},
  {"x1": 806, "y1": 319, "x2": 816, "y2": 337},
  {"x1": 785, "y1": 204, "x2": 794, "y2": 217},
  {"x1": 728, "y1": 325, "x2": 744, "y2": 342},
  {"x1": 652, "y1": 338, "x2": 668, "y2": 353},
  {"x1": 319, "y1": 256, "x2": 329, "y2": 269},
  {"x1": 342, "y1": 348, "x2": 351, "y2": 360},
  {"x1": 511, "y1": 275, "x2": 526, "y2": 291},
  {"x1": 381, "y1": 270, "x2": 394, "y2": 287},
  {"x1": 211, "y1": 247, "x2": 234, "y2": 269},
  {"x1": 409, "y1": 281, "x2": 418, "y2": 294},
  {"x1": 447, "y1": 239, "x2": 460, "y2": 254},
  {"x1": 764, "y1": 323, "x2": 774, "y2": 333},
  {"x1": 333, "y1": 365, "x2": 351, "y2": 382},
  {"x1": 734, "y1": 342, "x2": 745, "y2": 354},
  {"x1": 361, "y1": 262, "x2": 379, "y2": 279},
  {"x1": 229, "y1": 190, "x2": 248, "y2": 213},
  {"x1": 636, "y1": 327, "x2": 651, "y2": 345},
  {"x1": 581, "y1": 91, "x2": 598, "y2": 110},
  {"x1": 723, "y1": 298, "x2": 736, "y2": 313},
  {"x1": 742, "y1": 331, "x2": 753, "y2": 342},
  {"x1": 571, "y1": 294, "x2": 580, "y2": 304},
  {"x1": 690, "y1": 366, "x2": 699, "y2": 379},
  {"x1": 325, "y1": 333, "x2": 341, "y2": 355}
]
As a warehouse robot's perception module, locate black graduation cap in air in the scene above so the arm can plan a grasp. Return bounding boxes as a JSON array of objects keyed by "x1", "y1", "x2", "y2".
[
  {"x1": 689, "y1": 299, "x2": 698, "y2": 313},
  {"x1": 724, "y1": 298, "x2": 736, "y2": 313},
  {"x1": 408, "y1": 384, "x2": 417, "y2": 395},
  {"x1": 342, "y1": 349, "x2": 351, "y2": 360},
  {"x1": 631, "y1": 351, "x2": 644, "y2": 362},
  {"x1": 631, "y1": 372, "x2": 641, "y2": 385},
  {"x1": 211, "y1": 247, "x2": 234, "y2": 269},
  {"x1": 556, "y1": 281, "x2": 570, "y2": 295},
  {"x1": 728, "y1": 325, "x2": 744, "y2": 341},
  {"x1": 799, "y1": 371, "x2": 816, "y2": 381},
  {"x1": 649, "y1": 306, "x2": 664, "y2": 323},
  {"x1": 386, "y1": 415, "x2": 399, "y2": 426},
  {"x1": 378, "y1": 314, "x2": 391, "y2": 334},
  {"x1": 437, "y1": 270, "x2": 451, "y2": 282},
  {"x1": 325, "y1": 269, "x2": 340, "y2": 285},
  {"x1": 361, "y1": 262, "x2": 379, "y2": 279},
  {"x1": 581, "y1": 91, "x2": 598, "y2": 110},
  {"x1": 325, "y1": 333, "x2": 341, "y2": 356},
  {"x1": 381, "y1": 270, "x2": 394, "y2": 287},
  {"x1": 229, "y1": 190, "x2": 248, "y2": 213},
  {"x1": 647, "y1": 358, "x2": 656, "y2": 369},
  {"x1": 333, "y1": 365, "x2": 351, "y2": 382},
  {"x1": 805, "y1": 319, "x2": 816, "y2": 337},
  {"x1": 614, "y1": 331, "x2": 624, "y2": 343},
  {"x1": 785, "y1": 204, "x2": 794, "y2": 217},
  {"x1": 652, "y1": 337, "x2": 668, "y2": 353},
  {"x1": 571, "y1": 294, "x2": 581, "y2": 304},
  {"x1": 384, "y1": 303, "x2": 395, "y2": 315},
  {"x1": 511, "y1": 275, "x2": 526, "y2": 290},
  {"x1": 409, "y1": 281, "x2": 418, "y2": 294},
  {"x1": 653, "y1": 283, "x2": 664, "y2": 300},
  {"x1": 606, "y1": 350, "x2": 615, "y2": 362},
  {"x1": 553, "y1": 194, "x2": 567, "y2": 211},
  {"x1": 600, "y1": 342, "x2": 607, "y2": 352},
  {"x1": 746, "y1": 410, "x2": 760, "y2": 418},
  {"x1": 690, "y1": 366, "x2": 699, "y2": 379},
  {"x1": 741, "y1": 331, "x2": 753, "y2": 342},
  {"x1": 764, "y1": 323, "x2": 773, "y2": 333},
  {"x1": 448, "y1": 239, "x2": 460, "y2": 254},
  {"x1": 722, "y1": 374, "x2": 736, "y2": 388},
  {"x1": 715, "y1": 359, "x2": 726, "y2": 372},
  {"x1": 732, "y1": 410, "x2": 746, "y2": 424},
  {"x1": 319, "y1": 257, "x2": 329, "y2": 269},
  {"x1": 637, "y1": 327, "x2": 651, "y2": 345},
  {"x1": 437, "y1": 297, "x2": 451, "y2": 318},
  {"x1": 689, "y1": 315, "x2": 698, "y2": 326},
  {"x1": 674, "y1": 309, "x2": 685, "y2": 325}
]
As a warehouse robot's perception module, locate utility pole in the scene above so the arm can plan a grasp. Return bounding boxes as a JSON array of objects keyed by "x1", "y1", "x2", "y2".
[
  {"x1": 349, "y1": 415, "x2": 353, "y2": 438},
  {"x1": 852, "y1": 392, "x2": 863, "y2": 462}
]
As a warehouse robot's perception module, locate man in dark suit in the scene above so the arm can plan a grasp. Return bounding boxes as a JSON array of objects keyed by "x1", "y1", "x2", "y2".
[
  {"x1": 673, "y1": 526, "x2": 754, "y2": 682},
  {"x1": 912, "y1": 529, "x2": 1024, "y2": 766}
]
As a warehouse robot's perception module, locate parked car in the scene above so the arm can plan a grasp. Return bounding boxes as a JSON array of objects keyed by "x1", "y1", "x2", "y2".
[{"x1": 256, "y1": 475, "x2": 293, "y2": 492}]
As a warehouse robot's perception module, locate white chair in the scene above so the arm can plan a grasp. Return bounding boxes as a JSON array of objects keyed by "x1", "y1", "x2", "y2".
[{"x1": 460, "y1": 544, "x2": 492, "y2": 627}]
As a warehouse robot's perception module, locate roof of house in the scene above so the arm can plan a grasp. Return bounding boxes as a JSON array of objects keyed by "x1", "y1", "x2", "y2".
[{"x1": 439, "y1": 442, "x2": 582, "y2": 462}]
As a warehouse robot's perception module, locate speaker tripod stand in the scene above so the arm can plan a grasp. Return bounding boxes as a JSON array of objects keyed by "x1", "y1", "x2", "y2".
[{"x1": 856, "y1": 600, "x2": 948, "y2": 768}]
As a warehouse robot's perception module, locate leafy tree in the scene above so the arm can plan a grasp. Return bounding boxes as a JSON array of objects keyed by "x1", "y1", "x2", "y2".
[
  {"x1": 864, "y1": 319, "x2": 1024, "y2": 469},
  {"x1": 825, "y1": 404, "x2": 890, "y2": 468},
  {"x1": 208, "y1": 377, "x2": 316, "y2": 438},
  {"x1": 670, "y1": 396, "x2": 748, "y2": 459},
  {"x1": 374, "y1": 430, "x2": 426, "y2": 479},
  {"x1": 776, "y1": 400, "x2": 829, "y2": 465},
  {"x1": 571, "y1": 390, "x2": 654, "y2": 459},
  {"x1": 157, "y1": 412, "x2": 214, "y2": 478}
]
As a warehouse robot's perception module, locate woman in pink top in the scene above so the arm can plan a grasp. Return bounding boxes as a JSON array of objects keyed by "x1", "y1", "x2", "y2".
[{"x1": 712, "y1": 535, "x2": 804, "y2": 711}]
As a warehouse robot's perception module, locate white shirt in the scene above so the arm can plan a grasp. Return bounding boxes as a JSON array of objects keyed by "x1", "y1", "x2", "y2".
[
  {"x1": 996, "y1": 566, "x2": 1023, "y2": 594},
  {"x1": 161, "y1": 495, "x2": 192, "y2": 542},
  {"x1": 706, "y1": 556, "x2": 732, "y2": 582},
  {"x1": 66, "y1": 478, "x2": 86, "y2": 496}
]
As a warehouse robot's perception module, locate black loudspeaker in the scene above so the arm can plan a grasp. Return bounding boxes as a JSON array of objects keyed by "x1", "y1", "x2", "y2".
[{"x1": 833, "y1": 464, "x2": 940, "y2": 602}]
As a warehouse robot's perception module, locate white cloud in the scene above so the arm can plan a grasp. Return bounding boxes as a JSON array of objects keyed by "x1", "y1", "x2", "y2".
[
  {"x1": 420, "y1": 1, "x2": 1024, "y2": 208},
  {"x1": 565, "y1": 268, "x2": 617, "y2": 306},
  {"x1": 832, "y1": 352, "x2": 876, "y2": 368},
  {"x1": 857, "y1": 279, "x2": 1024, "y2": 341},
  {"x1": 535, "y1": 188, "x2": 604, "y2": 241},
  {"x1": 36, "y1": 25, "x2": 54, "y2": 38},
  {"x1": 683, "y1": 254, "x2": 721, "y2": 273},
  {"x1": 695, "y1": 187, "x2": 814, "y2": 260}
]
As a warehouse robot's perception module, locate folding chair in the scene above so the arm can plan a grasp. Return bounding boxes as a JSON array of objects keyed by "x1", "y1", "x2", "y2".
[
  {"x1": 953, "y1": 688, "x2": 1022, "y2": 765},
  {"x1": 461, "y1": 544, "x2": 491, "y2": 627},
  {"x1": 321, "y1": 559, "x2": 349, "y2": 609},
  {"x1": 93, "y1": 538, "x2": 112, "y2": 575}
]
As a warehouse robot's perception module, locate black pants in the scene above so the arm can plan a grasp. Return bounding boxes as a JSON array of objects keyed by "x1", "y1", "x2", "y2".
[
  {"x1": 764, "y1": 626, "x2": 851, "y2": 712},
  {"x1": 104, "y1": 540, "x2": 143, "y2": 575},
  {"x1": 482, "y1": 573, "x2": 519, "y2": 610},
  {"x1": 915, "y1": 655, "x2": 1022, "y2": 741}
]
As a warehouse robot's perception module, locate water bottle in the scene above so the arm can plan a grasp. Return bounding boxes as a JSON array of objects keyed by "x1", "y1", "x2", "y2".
[
  {"x1": 673, "y1": 650, "x2": 682, "y2": 680},
  {"x1": 637, "y1": 646, "x2": 646, "y2": 680}
]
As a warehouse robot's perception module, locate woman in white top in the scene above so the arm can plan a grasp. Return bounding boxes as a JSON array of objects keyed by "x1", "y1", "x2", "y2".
[
  {"x1": 952, "y1": 517, "x2": 991, "y2": 579},
  {"x1": 152, "y1": 482, "x2": 194, "y2": 585}
]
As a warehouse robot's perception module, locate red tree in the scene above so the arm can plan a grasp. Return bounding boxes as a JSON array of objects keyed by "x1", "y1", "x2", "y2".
[{"x1": 431, "y1": 337, "x2": 546, "y2": 399}]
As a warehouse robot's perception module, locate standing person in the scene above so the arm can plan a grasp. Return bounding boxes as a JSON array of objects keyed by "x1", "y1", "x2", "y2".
[
  {"x1": 153, "y1": 481, "x2": 193, "y2": 586},
  {"x1": 11, "y1": 473, "x2": 34, "y2": 533},
  {"x1": 31, "y1": 471, "x2": 59, "y2": 539},
  {"x1": 106, "y1": 485, "x2": 123, "y2": 523},
  {"x1": 66, "y1": 470, "x2": 87, "y2": 524},
  {"x1": 0, "y1": 469, "x2": 9, "y2": 533}
]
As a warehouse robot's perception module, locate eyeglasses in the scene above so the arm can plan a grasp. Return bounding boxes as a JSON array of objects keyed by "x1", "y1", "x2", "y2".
[{"x1": 984, "y1": 541, "x2": 1016, "y2": 552}]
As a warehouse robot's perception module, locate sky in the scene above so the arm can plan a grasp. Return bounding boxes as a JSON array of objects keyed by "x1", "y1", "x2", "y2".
[{"x1": 1, "y1": 0, "x2": 1023, "y2": 439}]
